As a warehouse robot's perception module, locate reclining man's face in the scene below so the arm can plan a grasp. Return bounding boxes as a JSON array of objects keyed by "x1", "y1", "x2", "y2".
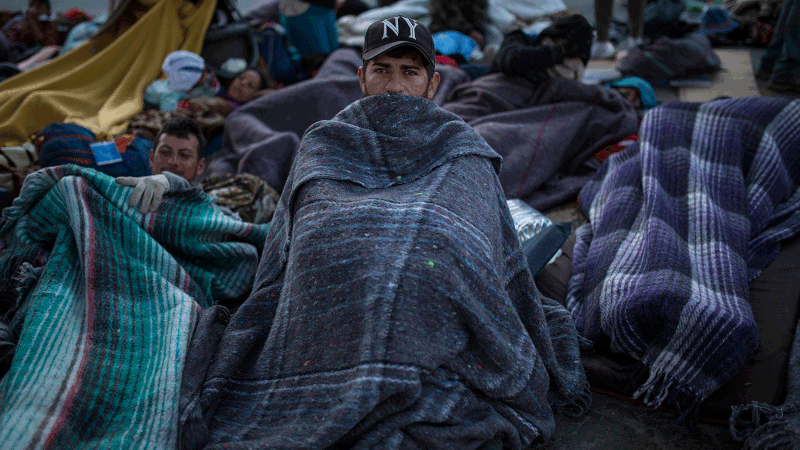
[
  {"x1": 358, "y1": 51, "x2": 440, "y2": 99},
  {"x1": 614, "y1": 86, "x2": 642, "y2": 109},
  {"x1": 149, "y1": 134, "x2": 205, "y2": 182}
]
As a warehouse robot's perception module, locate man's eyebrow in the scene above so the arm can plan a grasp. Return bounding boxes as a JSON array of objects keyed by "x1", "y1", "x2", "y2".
[
  {"x1": 400, "y1": 64, "x2": 421, "y2": 70},
  {"x1": 372, "y1": 62, "x2": 392, "y2": 68}
]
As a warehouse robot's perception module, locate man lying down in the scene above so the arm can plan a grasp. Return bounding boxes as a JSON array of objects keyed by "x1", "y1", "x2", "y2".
[
  {"x1": 178, "y1": 16, "x2": 591, "y2": 450},
  {"x1": 0, "y1": 125, "x2": 269, "y2": 446}
]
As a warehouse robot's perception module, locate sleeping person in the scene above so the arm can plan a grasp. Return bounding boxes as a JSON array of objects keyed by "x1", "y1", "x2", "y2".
[
  {"x1": 607, "y1": 75, "x2": 658, "y2": 111},
  {"x1": 130, "y1": 66, "x2": 272, "y2": 156},
  {"x1": 177, "y1": 15, "x2": 591, "y2": 450},
  {"x1": 181, "y1": 68, "x2": 273, "y2": 118},
  {"x1": 143, "y1": 50, "x2": 221, "y2": 112}
]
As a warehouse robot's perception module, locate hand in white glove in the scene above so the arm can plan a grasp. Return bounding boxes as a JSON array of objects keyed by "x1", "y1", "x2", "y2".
[{"x1": 115, "y1": 174, "x2": 170, "y2": 214}]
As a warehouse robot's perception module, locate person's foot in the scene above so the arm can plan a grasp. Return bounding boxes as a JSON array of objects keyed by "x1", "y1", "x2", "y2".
[
  {"x1": 591, "y1": 41, "x2": 616, "y2": 59},
  {"x1": 767, "y1": 77, "x2": 800, "y2": 95},
  {"x1": 627, "y1": 36, "x2": 644, "y2": 49}
]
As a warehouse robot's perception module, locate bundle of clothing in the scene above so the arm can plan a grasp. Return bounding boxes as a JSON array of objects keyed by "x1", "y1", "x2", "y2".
[
  {"x1": 0, "y1": 165, "x2": 269, "y2": 448},
  {"x1": 179, "y1": 94, "x2": 591, "y2": 449},
  {"x1": 567, "y1": 96, "x2": 800, "y2": 418}
]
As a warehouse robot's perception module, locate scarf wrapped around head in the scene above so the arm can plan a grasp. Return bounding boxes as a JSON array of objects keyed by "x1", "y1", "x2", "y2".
[{"x1": 162, "y1": 50, "x2": 205, "y2": 92}]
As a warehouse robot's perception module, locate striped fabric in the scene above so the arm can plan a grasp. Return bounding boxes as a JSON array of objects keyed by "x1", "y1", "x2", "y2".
[
  {"x1": 183, "y1": 94, "x2": 591, "y2": 449},
  {"x1": 0, "y1": 165, "x2": 268, "y2": 449},
  {"x1": 567, "y1": 96, "x2": 800, "y2": 416}
]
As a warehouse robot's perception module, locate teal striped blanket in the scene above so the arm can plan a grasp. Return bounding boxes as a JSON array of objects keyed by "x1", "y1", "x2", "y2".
[{"x1": 0, "y1": 165, "x2": 268, "y2": 449}]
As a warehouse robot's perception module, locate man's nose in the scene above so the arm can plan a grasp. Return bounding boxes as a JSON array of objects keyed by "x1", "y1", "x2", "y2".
[{"x1": 385, "y1": 75, "x2": 404, "y2": 94}]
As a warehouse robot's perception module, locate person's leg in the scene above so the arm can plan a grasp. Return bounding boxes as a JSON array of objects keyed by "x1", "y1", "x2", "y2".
[
  {"x1": 594, "y1": 0, "x2": 614, "y2": 41},
  {"x1": 627, "y1": 0, "x2": 645, "y2": 40},
  {"x1": 759, "y1": 0, "x2": 792, "y2": 75},
  {"x1": 592, "y1": 0, "x2": 617, "y2": 58},
  {"x1": 770, "y1": 0, "x2": 800, "y2": 81}
]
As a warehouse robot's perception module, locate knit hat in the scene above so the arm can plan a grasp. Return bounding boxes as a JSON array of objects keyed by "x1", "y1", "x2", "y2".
[
  {"x1": 698, "y1": 6, "x2": 739, "y2": 35},
  {"x1": 362, "y1": 15, "x2": 436, "y2": 66},
  {"x1": 162, "y1": 50, "x2": 206, "y2": 92},
  {"x1": 608, "y1": 76, "x2": 658, "y2": 108}
]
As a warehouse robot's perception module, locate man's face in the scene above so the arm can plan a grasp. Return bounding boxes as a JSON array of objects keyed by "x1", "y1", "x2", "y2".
[
  {"x1": 149, "y1": 133, "x2": 205, "y2": 182},
  {"x1": 358, "y1": 51, "x2": 440, "y2": 99},
  {"x1": 228, "y1": 69, "x2": 262, "y2": 103},
  {"x1": 615, "y1": 86, "x2": 642, "y2": 108}
]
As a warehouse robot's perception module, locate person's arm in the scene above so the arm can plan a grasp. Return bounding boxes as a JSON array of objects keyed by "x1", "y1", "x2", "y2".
[
  {"x1": 492, "y1": 30, "x2": 565, "y2": 79},
  {"x1": 40, "y1": 20, "x2": 60, "y2": 46},
  {"x1": 15, "y1": 44, "x2": 60, "y2": 70},
  {"x1": 22, "y1": 9, "x2": 45, "y2": 44}
]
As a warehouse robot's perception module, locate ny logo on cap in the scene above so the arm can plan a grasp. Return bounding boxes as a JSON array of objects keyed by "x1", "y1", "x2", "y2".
[{"x1": 381, "y1": 16, "x2": 419, "y2": 40}]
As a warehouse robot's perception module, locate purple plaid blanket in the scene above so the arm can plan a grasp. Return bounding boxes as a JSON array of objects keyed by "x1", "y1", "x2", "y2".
[{"x1": 567, "y1": 96, "x2": 800, "y2": 415}]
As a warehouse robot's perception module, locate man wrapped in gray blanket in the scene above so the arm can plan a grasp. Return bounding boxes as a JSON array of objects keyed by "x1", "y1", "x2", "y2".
[{"x1": 178, "y1": 16, "x2": 591, "y2": 450}]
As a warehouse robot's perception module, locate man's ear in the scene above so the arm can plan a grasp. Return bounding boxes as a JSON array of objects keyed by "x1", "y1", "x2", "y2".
[
  {"x1": 357, "y1": 65, "x2": 367, "y2": 96},
  {"x1": 194, "y1": 157, "x2": 206, "y2": 180},
  {"x1": 426, "y1": 71, "x2": 441, "y2": 100}
]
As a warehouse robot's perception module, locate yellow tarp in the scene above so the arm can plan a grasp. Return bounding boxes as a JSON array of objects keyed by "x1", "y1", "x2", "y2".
[{"x1": 0, "y1": 0, "x2": 215, "y2": 146}]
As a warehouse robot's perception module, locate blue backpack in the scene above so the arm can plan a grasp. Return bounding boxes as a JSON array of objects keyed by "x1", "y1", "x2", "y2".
[{"x1": 254, "y1": 24, "x2": 302, "y2": 85}]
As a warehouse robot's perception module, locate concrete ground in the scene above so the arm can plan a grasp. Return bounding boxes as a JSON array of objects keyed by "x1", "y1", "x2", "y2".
[{"x1": 543, "y1": 390, "x2": 743, "y2": 449}]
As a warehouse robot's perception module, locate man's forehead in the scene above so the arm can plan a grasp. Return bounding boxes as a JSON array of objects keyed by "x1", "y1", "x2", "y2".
[{"x1": 157, "y1": 134, "x2": 199, "y2": 152}]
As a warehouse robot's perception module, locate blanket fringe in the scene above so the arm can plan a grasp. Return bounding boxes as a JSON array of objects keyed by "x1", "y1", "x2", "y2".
[
  {"x1": 730, "y1": 401, "x2": 800, "y2": 449},
  {"x1": 554, "y1": 379, "x2": 593, "y2": 419},
  {"x1": 14, "y1": 262, "x2": 43, "y2": 301},
  {"x1": 632, "y1": 364, "x2": 704, "y2": 425},
  {"x1": 0, "y1": 261, "x2": 45, "y2": 372}
]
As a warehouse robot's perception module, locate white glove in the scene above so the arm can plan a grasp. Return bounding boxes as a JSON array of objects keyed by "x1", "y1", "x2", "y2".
[{"x1": 115, "y1": 174, "x2": 170, "y2": 214}]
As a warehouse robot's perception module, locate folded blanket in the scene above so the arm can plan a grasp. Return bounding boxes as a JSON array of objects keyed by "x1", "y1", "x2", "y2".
[
  {"x1": 182, "y1": 94, "x2": 590, "y2": 449},
  {"x1": 567, "y1": 96, "x2": 800, "y2": 415},
  {"x1": 0, "y1": 0, "x2": 215, "y2": 145},
  {"x1": 0, "y1": 165, "x2": 268, "y2": 448},
  {"x1": 442, "y1": 75, "x2": 639, "y2": 211}
]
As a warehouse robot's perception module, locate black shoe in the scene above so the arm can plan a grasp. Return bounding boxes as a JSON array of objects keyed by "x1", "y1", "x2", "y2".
[
  {"x1": 767, "y1": 78, "x2": 800, "y2": 95},
  {"x1": 755, "y1": 67, "x2": 772, "y2": 81},
  {"x1": 0, "y1": 62, "x2": 21, "y2": 82}
]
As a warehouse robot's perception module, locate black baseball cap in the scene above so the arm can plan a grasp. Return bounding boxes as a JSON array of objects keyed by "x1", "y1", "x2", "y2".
[{"x1": 362, "y1": 15, "x2": 436, "y2": 67}]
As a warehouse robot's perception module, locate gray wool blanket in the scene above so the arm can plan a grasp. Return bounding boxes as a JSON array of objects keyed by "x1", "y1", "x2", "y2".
[
  {"x1": 567, "y1": 96, "x2": 800, "y2": 418},
  {"x1": 207, "y1": 48, "x2": 471, "y2": 191},
  {"x1": 441, "y1": 74, "x2": 639, "y2": 212},
  {"x1": 180, "y1": 94, "x2": 591, "y2": 449}
]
